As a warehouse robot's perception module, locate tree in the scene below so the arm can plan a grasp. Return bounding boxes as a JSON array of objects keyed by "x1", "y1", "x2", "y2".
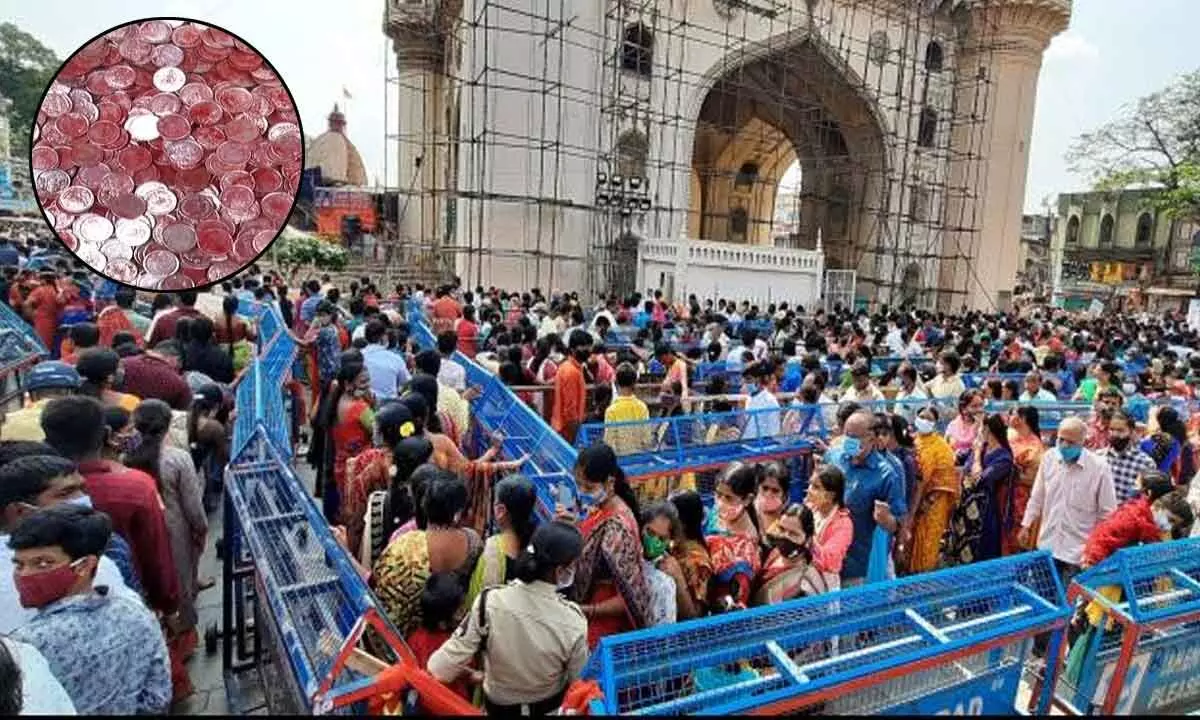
[
  {"x1": 271, "y1": 227, "x2": 348, "y2": 276},
  {"x1": 0, "y1": 23, "x2": 59, "y2": 159},
  {"x1": 1067, "y1": 70, "x2": 1200, "y2": 220}
]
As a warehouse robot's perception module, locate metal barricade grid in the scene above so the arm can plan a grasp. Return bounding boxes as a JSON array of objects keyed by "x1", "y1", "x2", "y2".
[
  {"x1": 1055, "y1": 538, "x2": 1200, "y2": 715},
  {"x1": 583, "y1": 552, "x2": 1066, "y2": 715}
]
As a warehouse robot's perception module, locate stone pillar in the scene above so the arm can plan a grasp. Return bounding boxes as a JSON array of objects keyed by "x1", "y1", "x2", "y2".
[
  {"x1": 939, "y1": 0, "x2": 1069, "y2": 311},
  {"x1": 384, "y1": 1, "x2": 444, "y2": 256}
]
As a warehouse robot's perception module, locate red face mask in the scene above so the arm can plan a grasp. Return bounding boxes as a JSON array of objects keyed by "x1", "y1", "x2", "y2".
[{"x1": 14, "y1": 561, "x2": 83, "y2": 608}]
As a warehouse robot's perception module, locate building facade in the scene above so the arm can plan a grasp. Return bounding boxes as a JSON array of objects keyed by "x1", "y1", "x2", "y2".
[
  {"x1": 1017, "y1": 213, "x2": 1053, "y2": 291},
  {"x1": 385, "y1": 0, "x2": 1069, "y2": 308},
  {"x1": 1050, "y1": 188, "x2": 1197, "y2": 312}
]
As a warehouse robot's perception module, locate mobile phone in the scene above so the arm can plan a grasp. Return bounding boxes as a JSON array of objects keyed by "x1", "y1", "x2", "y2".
[{"x1": 555, "y1": 483, "x2": 577, "y2": 513}]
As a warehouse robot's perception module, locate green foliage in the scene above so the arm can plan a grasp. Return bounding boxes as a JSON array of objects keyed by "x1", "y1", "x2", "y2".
[
  {"x1": 272, "y1": 229, "x2": 348, "y2": 272},
  {"x1": 1068, "y1": 70, "x2": 1200, "y2": 222},
  {"x1": 0, "y1": 23, "x2": 59, "y2": 158}
]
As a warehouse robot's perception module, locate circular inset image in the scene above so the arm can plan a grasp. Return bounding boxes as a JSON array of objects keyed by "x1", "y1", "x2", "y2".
[{"x1": 29, "y1": 18, "x2": 302, "y2": 291}]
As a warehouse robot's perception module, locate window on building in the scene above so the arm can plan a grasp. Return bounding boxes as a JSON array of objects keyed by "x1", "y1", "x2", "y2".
[
  {"x1": 909, "y1": 186, "x2": 929, "y2": 222},
  {"x1": 1135, "y1": 212, "x2": 1154, "y2": 247},
  {"x1": 1066, "y1": 215, "x2": 1080, "y2": 244},
  {"x1": 868, "y1": 31, "x2": 889, "y2": 66},
  {"x1": 1099, "y1": 214, "x2": 1114, "y2": 248},
  {"x1": 615, "y1": 130, "x2": 648, "y2": 179},
  {"x1": 925, "y1": 41, "x2": 944, "y2": 72},
  {"x1": 729, "y1": 208, "x2": 749, "y2": 237},
  {"x1": 918, "y1": 108, "x2": 937, "y2": 148},
  {"x1": 621, "y1": 24, "x2": 653, "y2": 77},
  {"x1": 735, "y1": 162, "x2": 759, "y2": 188}
]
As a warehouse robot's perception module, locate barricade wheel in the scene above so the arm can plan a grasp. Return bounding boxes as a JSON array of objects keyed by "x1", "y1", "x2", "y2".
[{"x1": 205, "y1": 624, "x2": 218, "y2": 655}]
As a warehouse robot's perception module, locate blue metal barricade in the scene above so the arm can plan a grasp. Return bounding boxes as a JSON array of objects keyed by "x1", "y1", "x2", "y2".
[
  {"x1": 1054, "y1": 538, "x2": 1200, "y2": 715},
  {"x1": 583, "y1": 551, "x2": 1068, "y2": 715}
]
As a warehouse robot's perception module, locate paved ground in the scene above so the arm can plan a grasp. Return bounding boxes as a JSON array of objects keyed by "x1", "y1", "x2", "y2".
[{"x1": 171, "y1": 460, "x2": 316, "y2": 716}]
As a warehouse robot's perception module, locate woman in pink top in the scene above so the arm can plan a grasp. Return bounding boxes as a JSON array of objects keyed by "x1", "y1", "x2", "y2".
[
  {"x1": 945, "y1": 389, "x2": 985, "y2": 465},
  {"x1": 804, "y1": 464, "x2": 853, "y2": 588}
]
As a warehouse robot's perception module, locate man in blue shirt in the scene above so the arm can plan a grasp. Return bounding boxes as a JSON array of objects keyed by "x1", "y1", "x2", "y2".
[
  {"x1": 362, "y1": 319, "x2": 410, "y2": 401},
  {"x1": 0, "y1": 234, "x2": 20, "y2": 266},
  {"x1": 9, "y1": 505, "x2": 170, "y2": 714},
  {"x1": 824, "y1": 410, "x2": 907, "y2": 586}
]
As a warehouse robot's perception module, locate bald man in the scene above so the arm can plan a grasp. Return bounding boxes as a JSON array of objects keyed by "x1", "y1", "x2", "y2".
[
  {"x1": 1020, "y1": 416, "x2": 1117, "y2": 584},
  {"x1": 823, "y1": 410, "x2": 907, "y2": 587}
]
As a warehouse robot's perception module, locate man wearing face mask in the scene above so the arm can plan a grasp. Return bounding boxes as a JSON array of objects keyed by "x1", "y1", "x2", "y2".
[
  {"x1": 823, "y1": 411, "x2": 906, "y2": 587},
  {"x1": 551, "y1": 330, "x2": 592, "y2": 444},
  {"x1": 1098, "y1": 409, "x2": 1158, "y2": 503},
  {"x1": 1020, "y1": 417, "x2": 1117, "y2": 585},
  {"x1": 0, "y1": 451, "x2": 143, "y2": 634},
  {"x1": 8, "y1": 505, "x2": 171, "y2": 714},
  {"x1": 40, "y1": 396, "x2": 182, "y2": 623}
]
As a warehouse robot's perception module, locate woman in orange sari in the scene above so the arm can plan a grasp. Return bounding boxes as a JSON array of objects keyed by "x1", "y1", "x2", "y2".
[
  {"x1": 566, "y1": 443, "x2": 654, "y2": 649},
  {"x1": 342, "y1": 402, "x2": 419, "y2": 557},
  {"x1": 399, "y1": 389, "x2": 526, "y2": 536},
  {"x1": 903, "y1": 406, "x2": 960, "y2": 575},
  {"x1": 1003, "y1": 405, "x2": 1044, "y2": 555}
]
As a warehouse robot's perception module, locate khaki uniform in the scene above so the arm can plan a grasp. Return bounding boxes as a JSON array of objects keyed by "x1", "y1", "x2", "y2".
[{"x1": 428, "y1": 579, "x2": 588, "y2": 707}]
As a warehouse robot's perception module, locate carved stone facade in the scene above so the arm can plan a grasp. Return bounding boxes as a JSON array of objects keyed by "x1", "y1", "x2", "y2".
[{"x1": 387, "y1": 0, "x2": 1069, "y2": 309}]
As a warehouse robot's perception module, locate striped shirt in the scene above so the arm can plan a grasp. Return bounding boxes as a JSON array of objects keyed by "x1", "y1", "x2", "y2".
[{"x1": 1100, "y1": 444, "x2": 1158, "y2": 503}]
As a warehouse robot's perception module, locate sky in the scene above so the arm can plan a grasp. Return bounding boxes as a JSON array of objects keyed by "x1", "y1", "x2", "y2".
[{"x1": 11, "y1": 0, "x2": 1199, "y2": 214}]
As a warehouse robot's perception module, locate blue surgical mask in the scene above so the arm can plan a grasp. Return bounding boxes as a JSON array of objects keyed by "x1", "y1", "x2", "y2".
[
  {"x1": 1059, "y1": 445, "x2": 1082, "y2": 464},
  {"x1": 64, "y1": 494, "x2": 93, "y2": 510},
  {"x1": 914, "y1": 418, "x2": 936, "y2": 435},
  {"x1": 744, "y1": 383, "x2": 758, "y2": 395},
  {"x1": 578, "y1": 488, "x2": 608, "y2": 510},
  {"x1": 843, "y1": 436, "x2": 862, "y2": 457}
]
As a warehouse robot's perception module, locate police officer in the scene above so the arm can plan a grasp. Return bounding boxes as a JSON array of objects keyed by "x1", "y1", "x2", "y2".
[{"x1": 428, "y1": 520, "x2": 588, "y2": 716}]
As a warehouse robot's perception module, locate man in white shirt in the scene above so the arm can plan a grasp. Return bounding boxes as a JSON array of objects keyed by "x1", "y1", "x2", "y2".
[
  {"x1": 436, "y1": 332, "x2": 467, "y2": 392},
  {"x1": 743, "y1": 362, "x2": 782, "y2": 440},
  {"x1": 1020, "y1": 417, "x2": 1117, "y2": 584},
  {"x1": 885, "y1": 321, "x2": 906, "y2": 356},
  {"x1": 1018, "y1": 371, "x2": 1057, "y2": 403}
]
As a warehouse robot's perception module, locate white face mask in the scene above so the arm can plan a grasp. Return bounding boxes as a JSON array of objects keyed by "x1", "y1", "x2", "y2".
[
  {"x1": 914, "y1": 417, "x2": 936, "y2": 435},
  {"x1": 556, "y1": 567, "x2": 576, "y2": 590},
  {"x1": 1153, "y1": 509, "x2": 1172, "y2": 533}
]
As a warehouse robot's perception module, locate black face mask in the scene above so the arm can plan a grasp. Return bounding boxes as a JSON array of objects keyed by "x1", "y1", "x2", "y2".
[
  {"x1": 772, "y1": 538, "x2": 802, "y2": 558},
  {"x1": 1109, "y1": 436, "x2": 1130, "y2": 452}
]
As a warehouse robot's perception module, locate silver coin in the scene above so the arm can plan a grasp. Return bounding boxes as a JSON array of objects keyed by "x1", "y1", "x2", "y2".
[
  {"x1": 115, "y1": 218, "x2": 153, "y2": 246},
  {"x1": 77, "y1": 245, "x2": 108, "y2": 272},
  {"x1": 101, "y1": 239, "x2": 134, "y2": 261}
]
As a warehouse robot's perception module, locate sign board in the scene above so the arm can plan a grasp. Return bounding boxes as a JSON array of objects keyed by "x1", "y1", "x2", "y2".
[
  {"x1": 1187, "y1": 299, "x2": 1200, "y2": 332},
  {"x1": 313, "y1": 187, "x2": 377, "y2": 235},
  {"x1": 1088, "y1": 299, "x2": 1104, "y2": 316},
  {"x1": 879, "y1": 659, "x2": 1025, "y2": 715}
]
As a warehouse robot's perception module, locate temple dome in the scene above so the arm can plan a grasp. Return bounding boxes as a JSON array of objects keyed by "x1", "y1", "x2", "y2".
[{"x1": 305, "y1": 104, "x2": 368, "y2": 186}]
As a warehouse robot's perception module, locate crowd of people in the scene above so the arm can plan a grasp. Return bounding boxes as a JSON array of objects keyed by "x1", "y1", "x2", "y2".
[{"x1": 0, "y1": 225, "x2": 1197, "y2": 715}]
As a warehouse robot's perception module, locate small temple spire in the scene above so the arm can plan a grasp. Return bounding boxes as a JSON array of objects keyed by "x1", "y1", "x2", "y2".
[{"x1": 328, "y1": 103, "x2": 346, "y2": 133}]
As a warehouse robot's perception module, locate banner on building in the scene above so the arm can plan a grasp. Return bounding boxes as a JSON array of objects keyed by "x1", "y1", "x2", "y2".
[
  {"x1": 1188, "y1": 299, "x2": 1200, "y2": 332},
  {"x1": 313, "y1": 187, "x2": 377, "y2": 236}
]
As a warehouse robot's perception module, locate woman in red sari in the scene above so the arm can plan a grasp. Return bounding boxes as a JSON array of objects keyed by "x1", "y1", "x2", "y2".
[
  {"x1": 563, "y1": 442, "x2": 654, "y2": 649},
  {"x1": 23, "y1": 272, "x2": 63, "y2": 351},
  {"x1": 342, "y1": 401, "x2": 419, "y2": 557},
  {"x1": 330, "y1": 361, "x2": 377, "y2": 531}
]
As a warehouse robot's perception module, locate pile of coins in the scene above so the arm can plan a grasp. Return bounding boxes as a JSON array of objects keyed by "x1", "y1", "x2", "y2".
[{"x1": 32, "y1": 19, "x2": 301, "y2": 289}]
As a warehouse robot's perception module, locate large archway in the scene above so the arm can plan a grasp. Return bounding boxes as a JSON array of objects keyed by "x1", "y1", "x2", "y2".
[{"x1": 688, "y1": 37, "x2": 889, "y2": 273}]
